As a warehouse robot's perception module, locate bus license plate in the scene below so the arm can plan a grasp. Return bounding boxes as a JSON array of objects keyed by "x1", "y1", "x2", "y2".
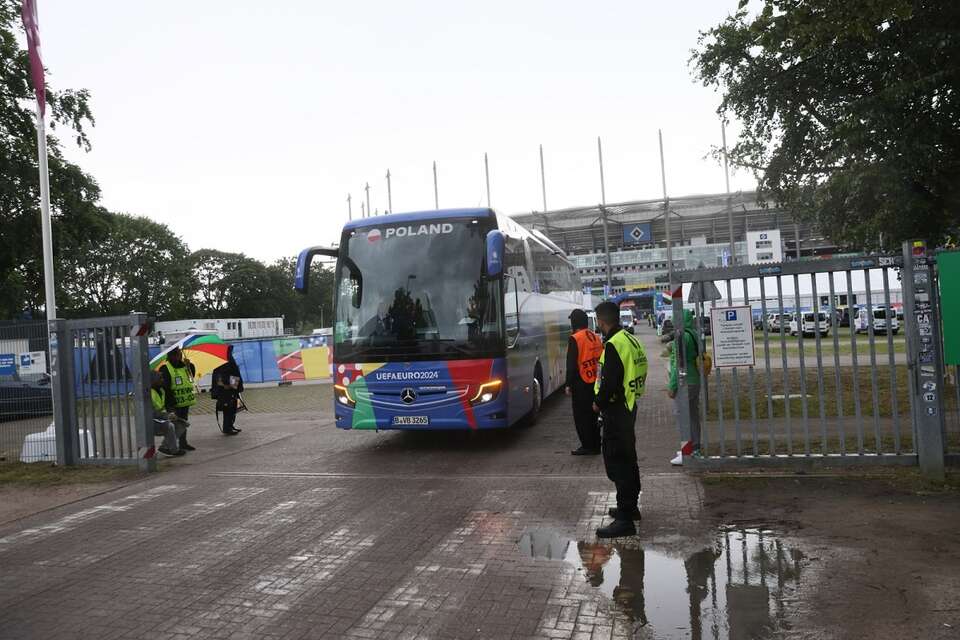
[{"x1": 393, "y1": 416, "x2": 429, "y2": 425}]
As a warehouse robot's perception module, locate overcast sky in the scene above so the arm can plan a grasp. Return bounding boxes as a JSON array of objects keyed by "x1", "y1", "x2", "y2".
[{"x1": 41, "y1": 1, "x2": 756, "y2": 263}]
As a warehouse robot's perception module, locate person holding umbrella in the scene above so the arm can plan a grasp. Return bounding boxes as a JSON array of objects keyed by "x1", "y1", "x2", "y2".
[
  {"x1": 212, "y1": 346, "x2": 244, "y2": 436},
  {"x1": 160, "y1": 346, "x2": 197, "y2": 451}
]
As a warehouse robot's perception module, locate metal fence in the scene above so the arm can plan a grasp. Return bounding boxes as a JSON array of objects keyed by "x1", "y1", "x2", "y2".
[
  {"x1": 49, "y1": 313, "x2": 155, "y2": 471},
  {"x1": 671, "y1": 242, "x2": 952, "y2": 476},
  {"x1": 0, "y1": 321, "x2": 53, "y2": 463}
]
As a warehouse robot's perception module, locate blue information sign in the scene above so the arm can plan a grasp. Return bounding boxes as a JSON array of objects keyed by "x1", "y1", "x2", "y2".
[
  {"x1": 622, "y1": 223, "x2": 652, "y2": 245},
  {"x1": 0, "y1": 353, "x2": 15, "y2": 375}
]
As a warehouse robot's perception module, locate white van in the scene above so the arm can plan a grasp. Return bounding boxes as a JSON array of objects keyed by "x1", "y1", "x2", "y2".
[
  {"x1": 856, "y1": 306, "x2": 900, "y2": 334},
  {"x1": 789, "y1": 311, "x2": 830, "y2": 337},
  {"x1": 587, "y1": 311, "x2": 600, "y2": 335},
  {"x1": 619, "y1": 309, "x2": 635, "y2": 332}
]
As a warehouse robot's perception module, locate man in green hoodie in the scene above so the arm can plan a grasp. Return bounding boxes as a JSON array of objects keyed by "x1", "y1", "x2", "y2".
[{"x1": 667, "y1": 309, "x2": 702, "y2": 466}]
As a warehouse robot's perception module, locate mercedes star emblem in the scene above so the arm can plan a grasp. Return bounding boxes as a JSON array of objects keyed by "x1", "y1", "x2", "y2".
[{"x1": 400, "y1": 388, "x2": 417, "y2": 404}]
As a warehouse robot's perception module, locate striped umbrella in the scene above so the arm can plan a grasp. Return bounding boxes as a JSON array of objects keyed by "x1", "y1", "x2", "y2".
[{"x1": 149, "y1": 333, "x2": 230, "y2": 379}]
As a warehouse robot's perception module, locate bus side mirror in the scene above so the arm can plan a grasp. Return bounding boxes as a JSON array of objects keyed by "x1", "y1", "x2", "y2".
[
  {"x1": 486, "y1": 230, "x2": 505, "y2": 278},
  {"x1": 295, "y1": 246, "x2": 339, "y2": 294}
]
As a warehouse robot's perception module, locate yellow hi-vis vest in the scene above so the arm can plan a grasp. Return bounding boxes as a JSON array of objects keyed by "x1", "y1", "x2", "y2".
[
  {"x1": 150, "y1": 387, "x2": 166, "y2": 413},
  {"x1": 595, "y1": 329, "x2": 648, "y2": 411},
  {"x1": 163, "y1": 362, "x2": 196, "y2": 408}
]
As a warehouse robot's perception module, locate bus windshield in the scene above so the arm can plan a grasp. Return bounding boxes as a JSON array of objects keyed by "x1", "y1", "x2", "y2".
[{"x1": 334, "y1": 218, "x2": 503, "y2": 361}]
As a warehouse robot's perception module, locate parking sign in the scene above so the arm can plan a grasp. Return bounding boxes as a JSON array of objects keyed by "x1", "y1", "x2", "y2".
[{"x1": 710, "y1": 305, "x2": 755, "y2": 368}]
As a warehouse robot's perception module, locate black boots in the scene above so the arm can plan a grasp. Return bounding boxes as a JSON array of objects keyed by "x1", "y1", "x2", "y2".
[
  {"x1": 596, "y1": 519, "x2": 636, "y2": 538},
  {"x1": 607, "y1": 507, "x2": 642, "y2": 520},
  {"x1": 179, "y1": 434, "x2": 196, "y2": 451},
  {"x1": 571, "y1": 447, "x2": 601, "y2": 456}
]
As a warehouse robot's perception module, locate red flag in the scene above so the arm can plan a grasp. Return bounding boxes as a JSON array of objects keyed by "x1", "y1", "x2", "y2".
[{"x1": 21, "y1": 0, "x2": 45, "y2": 116}]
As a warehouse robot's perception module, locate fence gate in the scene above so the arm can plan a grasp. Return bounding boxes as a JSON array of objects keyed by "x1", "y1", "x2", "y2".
[
  {"x1": 670, "y1": 241, "x2": 953, "y2": 478},
  {"x1": 48, "y1": 313, "x2": 155, "y2": 471}
]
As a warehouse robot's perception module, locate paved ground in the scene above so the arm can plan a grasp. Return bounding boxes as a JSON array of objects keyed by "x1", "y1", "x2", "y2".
[{"x1": 0, "y1": 326, "x2": 959, "y2": 639}]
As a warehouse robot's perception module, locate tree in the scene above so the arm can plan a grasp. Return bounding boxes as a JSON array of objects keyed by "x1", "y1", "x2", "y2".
[
  {"x1": 268, "y1": 258, "x2": 335, "y2": 332},
  {"x1": 0, "y1": 0, "x2": 99, "y2": 318},
  {"x1": 691, "y1": 0, "x2": 960, "y2": 249},
  {"x1": 57, "y1": 212, "x2": 193, "y2": 318}
]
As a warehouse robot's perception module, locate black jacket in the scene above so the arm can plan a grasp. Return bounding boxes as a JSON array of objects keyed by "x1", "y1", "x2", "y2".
[{"x1": 212, "y1": 358, "x2": 244, "y2": 396}]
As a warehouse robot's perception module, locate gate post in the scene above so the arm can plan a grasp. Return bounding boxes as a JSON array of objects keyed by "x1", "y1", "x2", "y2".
[
  {"x1": 48, "y1": 318, "x2": 78, "y2": 466},
  {"x1": 129, "y1": 313, "x2": 156, "y2": 472},
  {"x1": 671, "y1": 281, "x2": 692, "y2": 455},
  {"x1": 902, "y1": 241, "x2": 946, "y2": 481}
]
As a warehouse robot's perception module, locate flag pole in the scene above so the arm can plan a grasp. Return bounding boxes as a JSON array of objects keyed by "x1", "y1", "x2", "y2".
[
  {"x1": 35, "y1": 100, "x2": 56, "y2": 320},
  {"x1": 433, "y1": 161, "x2": 439, "y2": 209},
  {"x1": 22, "y1": 0, "x2": 55, "y2": 320}
]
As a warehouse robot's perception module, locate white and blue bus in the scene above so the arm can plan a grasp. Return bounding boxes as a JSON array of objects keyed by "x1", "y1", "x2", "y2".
[{"x1": 295, "y1": 208, "x2": 583, "y2": 430}]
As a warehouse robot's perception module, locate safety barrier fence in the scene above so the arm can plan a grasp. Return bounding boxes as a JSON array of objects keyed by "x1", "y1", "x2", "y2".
[{"x1": 0, "y1": 320, "x2": 52, "y2": 463}]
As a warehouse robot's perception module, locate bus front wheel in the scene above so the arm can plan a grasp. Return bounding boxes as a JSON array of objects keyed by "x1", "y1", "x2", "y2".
[{"x1": 522, "y1": 374, "x2": 543, "y2": 428}]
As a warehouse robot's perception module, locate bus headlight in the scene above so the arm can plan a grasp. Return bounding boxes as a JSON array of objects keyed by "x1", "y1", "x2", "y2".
[
  {"x1": 470, "y1": 380, "x2": 502, "y2": 405},
  {"x1": 334, "y1": 384, "x2": 356, "y2": 408}
]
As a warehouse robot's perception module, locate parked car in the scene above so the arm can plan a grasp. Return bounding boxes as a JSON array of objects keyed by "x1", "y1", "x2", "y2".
[
  {"x1": 767, "y1": 313, "x2": 789, "y2": 333},
  {"x1": 0, "y1": 373, "x2": 53, "y2": 422},
  {"x1": 789, "y1": 312, "x2": 831, "y2": 337},
  {"x1": 587, "y1": 311, "x2": 600, "y2": 335},
  {"x1": 856, "y1": 306, "x2": 900, "y2": 334}
]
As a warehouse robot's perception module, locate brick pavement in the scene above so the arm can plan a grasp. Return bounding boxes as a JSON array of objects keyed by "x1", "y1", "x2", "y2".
[{"x1": 0, "y1": 325, "x2": 799, "y2": 640}]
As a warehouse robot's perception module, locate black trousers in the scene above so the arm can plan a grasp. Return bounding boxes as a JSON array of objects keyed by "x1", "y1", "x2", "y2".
[
  {"x1": 571, "y1": 386, "x2": 600, "y2": 450},
  {"x1": 601, "y1": 405, "x2": 641, "y2": 515},
  {"x1": 217, "y1": 394, "x2": 238, "y2": 431},
  {"x1": 174, "y1": 406, "x2": 190, "y2": 446}
]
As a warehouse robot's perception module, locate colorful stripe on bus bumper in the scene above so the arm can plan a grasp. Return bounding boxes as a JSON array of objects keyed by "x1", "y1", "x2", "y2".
[{"x1": 333, "y1": 358, "x2": 508, "y2": 430}]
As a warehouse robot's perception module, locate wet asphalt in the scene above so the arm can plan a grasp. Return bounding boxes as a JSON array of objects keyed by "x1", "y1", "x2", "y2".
[{"x1": 0, "y1": 326, "x2": 947, "y2": 639}]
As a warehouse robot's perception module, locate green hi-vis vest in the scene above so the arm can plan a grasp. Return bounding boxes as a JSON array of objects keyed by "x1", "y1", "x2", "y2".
[
  {"x1": 164, "y1": 362, "x2": 196, "y2": 408},
  {"x1": 595, "y1": 329, "x2": 648, "y2": 411},
  {"x1": 150, "y1": 387, "x2": 166, "y2": 413}
]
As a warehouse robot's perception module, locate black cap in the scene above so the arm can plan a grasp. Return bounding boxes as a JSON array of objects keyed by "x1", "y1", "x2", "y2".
[{"x1": 568, "y1": 309, "x2": 589, "y2": 329}]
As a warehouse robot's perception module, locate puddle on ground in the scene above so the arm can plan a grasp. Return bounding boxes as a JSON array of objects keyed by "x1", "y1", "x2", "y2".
[{"x1": 517, "y1": 527, "x2": 804, "y2": 639}]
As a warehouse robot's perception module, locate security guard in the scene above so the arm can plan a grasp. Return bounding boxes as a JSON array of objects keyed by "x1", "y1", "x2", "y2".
[
  {"x1": 565, "y1": 309, "x2": 603, "y2": 455},
  {"x1": 160, "y1": 347, "x2": 197, "y2": 452},
  {"x1": 592, "y1": 301, "x2": 648, "y2": 538},
  {"x1": 150, "y1": 372, "x2": 184, "y2": 457}
]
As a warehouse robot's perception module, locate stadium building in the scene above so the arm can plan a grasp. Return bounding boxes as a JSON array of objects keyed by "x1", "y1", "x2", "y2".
[{"x1": 511, "y1": 191, "x2": 840, "y2": 312}]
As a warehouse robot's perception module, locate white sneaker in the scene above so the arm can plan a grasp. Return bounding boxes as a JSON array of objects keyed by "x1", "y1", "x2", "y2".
[{"x1": 670, "y1": 451, "x2": 683, "y2": 466}]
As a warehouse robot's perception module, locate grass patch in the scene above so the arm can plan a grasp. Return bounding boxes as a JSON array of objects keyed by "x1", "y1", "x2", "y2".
[
  {"x1": 703, "y1": 334, "x2": 907, "y2": 358},
  {"x1": 0, "y1": 462, "x2": 144, "y2": 487},
  {"x1": 701, "y1": 365, "x2": 925, "y2": 420}
]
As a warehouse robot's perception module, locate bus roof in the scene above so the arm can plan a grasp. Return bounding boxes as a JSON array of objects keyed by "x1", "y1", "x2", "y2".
[{"x1": 344, "y1": 208, "x2": 494, "y2": 230}]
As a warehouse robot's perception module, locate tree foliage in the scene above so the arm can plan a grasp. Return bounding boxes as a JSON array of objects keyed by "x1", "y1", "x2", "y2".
[
  {"x1": 0, "y1": 0, "x2": 99, "y2": 318},
  {"x1": 58, "y1": 212, "x2": 193, "y2": 318},
  {"x1": 691, "y1": 0, "x2": 960, "y2": 249}
]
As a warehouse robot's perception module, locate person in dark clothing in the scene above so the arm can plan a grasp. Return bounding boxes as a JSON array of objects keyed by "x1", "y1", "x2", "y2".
[
  {"x1": 160, "y1": 347, "x2": 197, "y2": 451},
  {"x1": 566, "y1": 309, "x2": 603, "y2": 455},
  {"x1": 212, "y1": 346, "x2": 244, "y2": 436},
  {"x1": 593, "y1": 301, "x2": 648, "y2": 538}
]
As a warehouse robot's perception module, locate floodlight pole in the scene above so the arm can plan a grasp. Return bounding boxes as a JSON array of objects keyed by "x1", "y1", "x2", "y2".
[{"x1": 598, "y1": 136, "x2": 613, "y2": 294}]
